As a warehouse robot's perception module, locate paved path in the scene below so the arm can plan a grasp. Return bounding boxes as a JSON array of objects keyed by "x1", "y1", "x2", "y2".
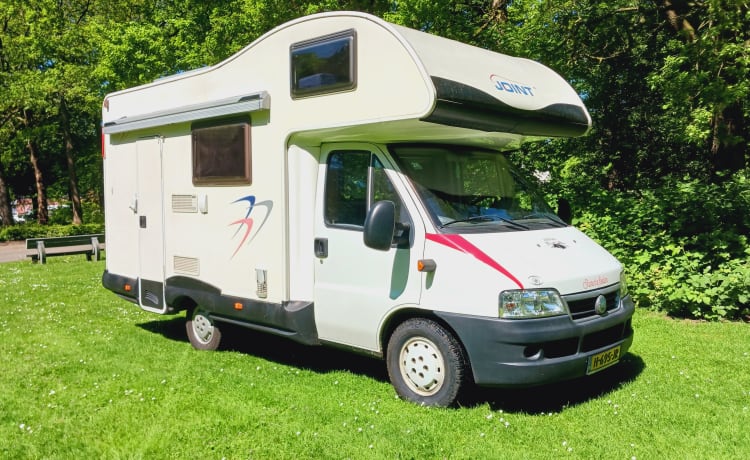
[{"x1": 0, "y1": 241, "x2": 27, "y2": 263}]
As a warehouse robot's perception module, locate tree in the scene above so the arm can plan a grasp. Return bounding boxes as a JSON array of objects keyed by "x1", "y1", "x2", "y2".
[
  {"x1": 0, "y1": 111, "x2": 17, "y2": 226},
  {"x1": 0, "y1": 0, "x2": 109, "y2": 225},
  {"x1": 0, "y1": 0, "x2": 747, "y2": 226},
  {"x1": 653, "y1": 0, "x2": 749, "y2": 176},
  {"x1": 0, "y1": 160, "x2": 12, "y2": 226},
  {"x1": 1, "y1": 2, "x2": 53, "y2": 224},
  {"x1": 470, "y1": 0, "x2": 749, "y2": 190}
]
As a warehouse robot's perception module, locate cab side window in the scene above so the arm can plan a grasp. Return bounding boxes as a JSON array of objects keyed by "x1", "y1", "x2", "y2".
[
  {"x1": 325, "y1": 151, "x2": 410, "y2": 236},
  {"x1": 325, "y1": 151, "x2": 369, "y2": 227},
  {"x1": 371, "y1": 156, "x2": 407, "y2": 225}
]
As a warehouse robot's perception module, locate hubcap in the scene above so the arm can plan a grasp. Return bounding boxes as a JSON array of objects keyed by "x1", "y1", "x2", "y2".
[
  {"x1": 192, "y1": 311, "x2": 214, "y2": 343},
  {"x1": 399, "y1": 337, "x2": 445, "y2": 396}
]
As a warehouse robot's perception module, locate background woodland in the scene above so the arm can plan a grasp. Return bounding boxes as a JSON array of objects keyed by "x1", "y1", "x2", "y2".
[{"x1": 0, "y1": 0, "x2": 748, "y2": 319}]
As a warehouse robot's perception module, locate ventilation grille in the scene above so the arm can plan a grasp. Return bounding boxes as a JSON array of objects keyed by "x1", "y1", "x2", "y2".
[
  {"x1": 172, "y1": 194, "x2": 198, "y2": 213},
  {"x1": 174, "y1": 256, "x2": 200, "y2": 276}
]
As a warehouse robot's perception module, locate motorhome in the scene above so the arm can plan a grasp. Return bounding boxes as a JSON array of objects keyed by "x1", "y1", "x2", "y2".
[{"x1": 101, "y1": 11, "x2": 634, "y2": 407}]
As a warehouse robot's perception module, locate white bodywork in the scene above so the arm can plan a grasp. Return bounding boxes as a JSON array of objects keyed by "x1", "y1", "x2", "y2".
[{"x1": 102, "y1": 12, "x2": 614, "y2": 355}]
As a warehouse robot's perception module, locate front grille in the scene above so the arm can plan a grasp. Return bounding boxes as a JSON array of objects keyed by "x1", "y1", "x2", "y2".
[
  {"x1": 581, "y1": 322, "x2": 629, "y2": 352},
  {"x1": 526, "y1": 319, "x2": 632, "y2": 361},
  {"x1": 565, "y1": 290, "x2": 619, "y2": 320},
  {"x1": 542, "y1": 338, "x2": 579, "y2": 358}
]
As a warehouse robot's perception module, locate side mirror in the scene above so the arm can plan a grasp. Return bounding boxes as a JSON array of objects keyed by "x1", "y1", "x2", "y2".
[
  {"x1": 557, "y1": 197, "x2": 572, "y2": 223},
  {"x1": 364, "y1": 200, "x2": 395, "y2": 251}
]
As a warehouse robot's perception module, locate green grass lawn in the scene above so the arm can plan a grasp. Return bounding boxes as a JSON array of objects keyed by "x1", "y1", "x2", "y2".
[{"x1": 1, "y1": 257, "x2": 748, "y2": 459}]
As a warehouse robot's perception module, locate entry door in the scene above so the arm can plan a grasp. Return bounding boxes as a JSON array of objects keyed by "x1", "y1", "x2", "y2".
[
  {"x1": 313, "y1": 144, "x2": 422, "y2": 352},
  {"x1": 136, "y1": 137, "x2": 167, "y2": 313}
]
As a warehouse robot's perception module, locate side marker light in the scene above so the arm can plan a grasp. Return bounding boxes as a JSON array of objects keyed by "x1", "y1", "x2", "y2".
[{"x1": 417, "y1": 259, "x2": 437, "y2": 272}]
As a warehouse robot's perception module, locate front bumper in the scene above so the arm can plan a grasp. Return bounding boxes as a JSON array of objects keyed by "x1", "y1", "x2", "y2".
[{"x1": 435, "y1": 296, "x2": 635, "y2": 387}]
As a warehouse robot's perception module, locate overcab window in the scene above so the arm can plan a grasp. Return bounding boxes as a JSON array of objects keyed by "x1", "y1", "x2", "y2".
[
  {"x1": 192, "y1": 118, "x2": 251, "y2": 185},
  {"x1": 291, "y1": 30, "x2": 356, "y2": 98}
]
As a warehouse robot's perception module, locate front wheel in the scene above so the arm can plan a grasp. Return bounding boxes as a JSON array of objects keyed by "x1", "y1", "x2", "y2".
[
  {"x1": 186, "y1": 308, "x2": 222, "y2": 350},
  {"x1": 386, "y1": 318, "x2": 468, "y2": 407}
]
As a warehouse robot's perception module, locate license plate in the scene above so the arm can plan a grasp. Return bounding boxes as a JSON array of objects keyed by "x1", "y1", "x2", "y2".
[{"x1": 587, "y1": 345, "x2": 621, "y2": 374}]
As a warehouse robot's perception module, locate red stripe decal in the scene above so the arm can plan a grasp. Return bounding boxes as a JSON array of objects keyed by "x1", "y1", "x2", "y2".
[{"x1": 426, "y1": 233, "x2": 524, "y2": 289}]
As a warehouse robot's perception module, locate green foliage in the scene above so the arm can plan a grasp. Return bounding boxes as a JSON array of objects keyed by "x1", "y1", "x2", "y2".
[
  {"x1": 0, "y1": 222, "x2": 103, "y2": 242},
  {"x1": 82, "y1": 200, "x2": 104, "y2": 224},
  {"x1": 0, "y1": 0, "x2": 107, "y2": 226},
  {"x1": 503, "y1": 0, "x2": 749, "y2": 187},
  {"x1": 647, "y1": 1, "x2": 750, "y2": 156},
  {"x1": 569, "y1": 173, "x2": 750, "y2": 320},
  {"x1": 46, "y1": 201, "x2": 104, "y2": 226}
]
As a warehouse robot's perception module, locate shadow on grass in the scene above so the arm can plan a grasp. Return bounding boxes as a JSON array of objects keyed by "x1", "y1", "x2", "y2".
[
  {"x1": 138, "y1": 316, "x2": 644, "y2": 413},
  {"x1": 137, "y1": 316, "x2": 187, "y2": 342},
  {"x1": 137, "y1": 317, "x2": 388, "y2": 382},
  {"x1": 461, "y1": 352, "x2": 645, "y2": 413}
]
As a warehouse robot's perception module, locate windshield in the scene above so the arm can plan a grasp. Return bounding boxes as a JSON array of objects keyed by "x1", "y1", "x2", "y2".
[{"x1": 390, "y1": 145, "x2": 565, "y2": 232}]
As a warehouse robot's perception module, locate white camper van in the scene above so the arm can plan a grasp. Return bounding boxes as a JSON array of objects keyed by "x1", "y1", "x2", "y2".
[{"x1": 102, "y1": 11, "x2": 634, "y2": 406}]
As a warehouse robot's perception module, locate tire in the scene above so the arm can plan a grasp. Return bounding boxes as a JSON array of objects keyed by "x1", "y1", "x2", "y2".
[
  {"x1": 386, "y1": 318, "x2": 468, "y2": 407},
  {"x1": 186, "y1": 308, "x2": 222, "y2": 351}
]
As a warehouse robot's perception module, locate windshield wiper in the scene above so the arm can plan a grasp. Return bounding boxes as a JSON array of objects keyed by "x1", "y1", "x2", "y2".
[
  {"x1": 521, "y1": 213, "x2": 568, "y2": 227},
  {"x1": 441, "y1": 215, "x2": 529, "y2": 230}
]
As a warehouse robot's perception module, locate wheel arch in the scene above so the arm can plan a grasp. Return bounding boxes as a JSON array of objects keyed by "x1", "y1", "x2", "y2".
[
  {"x1": 169, "y1": 294, "x2": 197, "y2": 313},
  {"x1": 164, "y1": 275, "x2": 220, "y2": 314},
  {"x1": 379, "y1": 307, "x2": 473, "y2": 379}
]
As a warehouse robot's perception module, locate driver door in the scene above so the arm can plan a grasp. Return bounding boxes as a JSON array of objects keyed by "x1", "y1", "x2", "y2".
[{"x1": 313, "y1": 144, "x2": 422, "y2": 352}]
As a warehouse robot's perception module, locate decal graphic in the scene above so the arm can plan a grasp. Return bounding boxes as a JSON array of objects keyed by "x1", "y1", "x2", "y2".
[
  {"x1": 583, "y1": 275, "x2": 609, "y2": 290},
  {"x1": 229, "y1": 195, "x2": 273, "y2": 258},
  {"x1": 490, "y1": 74, "x2": 535, "y2": 97},
  {"x1": 426, "y1": 233, "x2": 524, "y2": 289}
]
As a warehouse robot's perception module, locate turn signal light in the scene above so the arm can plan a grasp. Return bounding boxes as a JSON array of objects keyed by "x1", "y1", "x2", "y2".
[{"x1": 417, "y1": 259, "x2": 436, "y2": 272}]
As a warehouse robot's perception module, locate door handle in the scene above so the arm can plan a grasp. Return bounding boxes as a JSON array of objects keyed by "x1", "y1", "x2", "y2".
[
  {"x1": 314, "y1": 238, "x2": 328, "y2": 258},
  {"x1": 129, "y1": 194, "x2": 138, "y2": 213}
]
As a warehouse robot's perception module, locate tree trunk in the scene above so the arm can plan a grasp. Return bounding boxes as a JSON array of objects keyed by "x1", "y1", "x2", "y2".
[
  {"x1": 59, "y1": 96, "x2": 83, "y2": 224},
  {"x1": 0, "y1": 162, "x2": 13, "y2": 226},
  {"x1": 22, "y1": 109, "x2": 49, "y2": 225},
  {"x1": 662, "y1": 0, "x2": 696, "y2": 41},
  {"x1": 27, "y1": 138, "x2": 49, "y2": 225},
  {"x1": 711, "y1": 102, "x2": 747, "y2": 175},
  {"x1": 474, "y1": 0, "x2": 509, "y2": 36}
]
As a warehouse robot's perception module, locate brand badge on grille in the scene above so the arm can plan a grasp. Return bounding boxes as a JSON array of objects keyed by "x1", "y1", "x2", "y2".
[{"x1": 594, "y1": 295, "x2": 607, "y2": 315}]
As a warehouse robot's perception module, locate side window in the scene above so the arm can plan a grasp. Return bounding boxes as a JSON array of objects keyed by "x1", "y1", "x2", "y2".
[
  {"x1": 325, "y1": 151, "x2": 410, "y2": 234},
  {"x1": 372, "y1": 156, "x2": 408, "y2": 226},
  {"x1": 325, "y1": 151, "x2": 369, "y2": 227},
  {"x1": 291, "y1": 30, "x2": 356, "y2": 99},
  {"x1": 192, "y1": 118, "x2": 251, "y2": 185}
]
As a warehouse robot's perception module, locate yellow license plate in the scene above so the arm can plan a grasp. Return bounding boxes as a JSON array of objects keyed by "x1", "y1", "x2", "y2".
[{"x1": 587, "y1": 345, "x2": 621, "y2": 374}]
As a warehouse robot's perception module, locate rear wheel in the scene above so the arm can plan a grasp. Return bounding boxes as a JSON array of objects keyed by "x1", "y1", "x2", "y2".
[
  {"x1": 186, "y1": 308, "x2": 222, "y2": 350},
  {"x1": 386, "y1": 318, "x2": 468, "y2": 407}
]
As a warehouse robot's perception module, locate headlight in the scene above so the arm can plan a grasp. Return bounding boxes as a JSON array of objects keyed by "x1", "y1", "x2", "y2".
[
  {"x1": 619, "y1": 271, "x2": 629, "y2": 298},
  {"x1": 499, "y1": 289, "x2": 568, "y2": 319}
]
